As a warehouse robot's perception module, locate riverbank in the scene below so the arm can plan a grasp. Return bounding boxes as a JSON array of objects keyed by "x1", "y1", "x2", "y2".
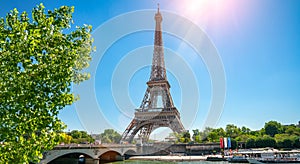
[{"x1": 129, "y1": 155, "x2": 222, "y2": 162}]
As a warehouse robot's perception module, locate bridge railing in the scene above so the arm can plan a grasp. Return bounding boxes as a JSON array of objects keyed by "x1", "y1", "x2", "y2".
[{"x1": 54, "y1": 143, "x2": 137, "y2": 149}]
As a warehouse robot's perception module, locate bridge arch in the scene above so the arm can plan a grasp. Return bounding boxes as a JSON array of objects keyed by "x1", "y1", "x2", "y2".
[
  {"x1": 123, "y1": 149, "x2": 137, "y2": 160},
  {"x1": 124, "y1": 149, "x2": 136, "y2": 155},
  {"x1": 47, "y1": 152, "x2": 94, "y2": 164},
  {"x1": 40, "y1": 149, "x2": 96, "y2": 164},
  {"x1": 99, "y1": 150, "x2": 122, "y2": 163}
]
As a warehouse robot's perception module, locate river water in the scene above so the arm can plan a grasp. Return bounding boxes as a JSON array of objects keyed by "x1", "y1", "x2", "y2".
[
  {"x1": 112, "y1": 161, "x2": 229, "y2": 164},
  {"x1": 112, "y1": 161, "x2": 300, "y2": 164}
]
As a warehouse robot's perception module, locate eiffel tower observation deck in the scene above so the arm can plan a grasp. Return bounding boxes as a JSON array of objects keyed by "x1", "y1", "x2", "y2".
[{"x1": 120, "y1": 5, "x2": 185, "y2": 143}]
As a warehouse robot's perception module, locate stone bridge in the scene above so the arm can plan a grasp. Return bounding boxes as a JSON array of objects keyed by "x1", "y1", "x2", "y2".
[
  {"x1": 40, "y1": 143, "x2": 220, "y2": 164},
  {"x1": 39, "y1": 144, "x2": 137, "y2": 164}
]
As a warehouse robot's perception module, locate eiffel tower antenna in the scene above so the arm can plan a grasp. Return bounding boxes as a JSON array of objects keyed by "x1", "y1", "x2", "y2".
[{"x1": 120, "y1": 5, "x2": 185, "y2": 144}]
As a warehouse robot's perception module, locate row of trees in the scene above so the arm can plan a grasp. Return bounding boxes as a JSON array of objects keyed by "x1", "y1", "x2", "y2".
[
  {"x1": 59, "y1": 121, "x2": 300, "y2": 150},
  {"x1": 172, "y1": 121, "x2": 300, "y2": 149},
  {"x1": 60, "y1": 129, "x2": 122, "y2": 144},
  {"x1": 60, "y1": 130, "x2": 95, "y2": 144},
  {"x1": 61, "y1": 121, "x2": 300, "y2": 149}
]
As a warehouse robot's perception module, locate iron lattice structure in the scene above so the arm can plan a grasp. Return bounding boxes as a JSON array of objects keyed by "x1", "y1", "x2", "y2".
[{"x1": 120, "y1": 6, "x2": 185, "y2": 143}]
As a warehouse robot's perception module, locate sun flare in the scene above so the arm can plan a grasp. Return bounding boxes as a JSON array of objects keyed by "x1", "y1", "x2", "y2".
[{"x1": 174, "y1": 0, "x2": 229, "y2": 22}]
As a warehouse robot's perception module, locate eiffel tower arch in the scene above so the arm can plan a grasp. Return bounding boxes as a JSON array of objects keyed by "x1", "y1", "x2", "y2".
[{"x1": 120, "y1": 5, "x2": 185, "y2": 143}]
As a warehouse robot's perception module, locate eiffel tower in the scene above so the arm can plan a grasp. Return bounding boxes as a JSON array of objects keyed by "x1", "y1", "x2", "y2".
[{"x1": 120, "y1": 5, "x2": 185, "y2": 143}]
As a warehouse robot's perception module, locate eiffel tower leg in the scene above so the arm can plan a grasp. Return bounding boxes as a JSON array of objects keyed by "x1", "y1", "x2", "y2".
[
  {"x1": 120, "y1": 119, "x2": 148, "y2": 143},
  {"x1": 120, "y1": 119, "x2": 137, "y2": 143},
  {"x1": 139, "y1": 124, "x2": 153, "y2": 143}
]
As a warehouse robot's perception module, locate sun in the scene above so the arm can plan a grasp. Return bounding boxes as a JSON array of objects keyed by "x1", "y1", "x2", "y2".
[
  {"x1": 185, "y1": 0, "x2": 206, "y2": 13},
  {"x1": 175, "y1": 0, "x2": 228, "y2": 21}
]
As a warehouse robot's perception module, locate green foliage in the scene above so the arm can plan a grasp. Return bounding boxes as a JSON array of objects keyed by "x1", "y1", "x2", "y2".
[
  {"x1": 199, "y1": 127, "x2": 214, "y2": 142},
  {"x1": 174, "y1": 131, "x2": 191, "y2": 143},
  {"x1": 255, "y1": 136, "x2": 276, "y2": 148},
  {"x1": 0, "y1": 4, "x2": 93, "y2": 163},
  {"x1": 225, "y1": 124, "x2": 241, "y2": 138},
  {"x1": 284, "y1": 125, "x2": 300, "y2": 135},
  {"x1": 100, "y1": 129, "x2": 122, "y2": 143},
  {"x1": 207, "y1": 131, "x2": 219, "y2": 142},
  {"x1": 277, "y1": 138, "x2": 293, "y2": 148},
  {"x1": 207, "y1": 128, "x2": 226, "y2": 142},
  {"x1": 241, "y1": 126, "x2": 251, "y2": 134},
  {"x1": 264, "y1": 121, "x2": 283, "y2": 137},
  {"x1": 69, "y1": 130, "x2": 82, "y2": 139},
  {"x1": 249, "y1": 130, "x2": 260, "y2": 137},
  {"x1": 275, "y1": 134, "x2": 300, "y2": 148},
  {"x1": 235, "y1": 134, "x2": 251, "y2": 142},
  {"x1": 192, "y1": 129, "x2": 201, "y2": 143},
  {"x1": 246, "y1": 138, "x2": 256, "y2": 148},
  {"x1": 60, "y1": 133, "x2": 72, "y2": 144},
  {"x1": 294, "y1": 137, "x2": 300, "y2": 148},
  {"x1": 231, "y1": 139, "x2": 237, "y2": 149},
  {"x1": 182, "y1": 131, "x2": 191, "y2": 143},
  {"x1": 68, "y1": 130, "x2": 94, "y2": 143},
  {"x1": 170, "y1": 132, "x2": 181, "y2": 143},
  {"x1": 262, "y1": 136, "x2": 276, "y2": 148},
  {"x1": 188, "y1": 121, "x2": 299, "y2": 149}
]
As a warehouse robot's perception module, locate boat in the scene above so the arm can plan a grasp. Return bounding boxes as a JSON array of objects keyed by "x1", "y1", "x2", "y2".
[
  {"x1": 235, "y1": 150, "x2": 300, "y2": 163},
  {"x1": 247, "y1": 158, "x2": 264, "y2": 164},
  {"x1": 206, "y1": 156, "x2": 227, "y2": 161},
  {"x1": 228, "y1": 156, "x2": 249, "y2": 163}
]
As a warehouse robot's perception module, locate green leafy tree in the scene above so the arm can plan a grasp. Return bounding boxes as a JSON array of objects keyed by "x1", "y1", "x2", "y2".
[
  {"x1": 68, "y1": 130, "x2": 94, "y2": 143},
  {"x1": 200, "y1": 127, "x2": 213, "y2": 142},
  {"x1": 225, "y1": 124, "x2": 241, "y2": 138},
  {"x1": 70, "y1": 130, "x2": 82, "y2": 139},
  {"x1": 275, "y1": 134, "x2": 298, "y2": 148},
  {"x1": 277, "y1": 138, "x2": 293, "y2": 148},
  {"x1": 263, "y1": 136, "x2": 276, "y2": 148},
  {"x1": 293, "y1": 137, "x2": 300, "y2": 148},
  {"x1": 192, "y1": 129, "x2": 201, "y2": 143},
  {"x1": 241, "y1": 126, "x2": 251, "y2": 134},
  {"x1": 185, "y1": 121, "x2": 299, "y2": 149},
  {"x1": 183, "y1": 131, "x2": 191, "y2": 143},
  {"x1": 79, "y1": 130, "x2": 89, "y2": 139},
  {"x1": 171, "y1": 132, "x2": 182, "y2": 143},
  {"x1": 284, "y1": 125, "x2": 300, "y2": 135},
  {"x1": 249, "y1": 130, "x2": 260, "y2": 137},
  {"x1": 264, "y1": 121, "x2": 283, "y2": 137},
  {"x1": 215, "y1": 127, "x2": 226, "y2": 137},
  {"x1": 207, "y1": 131, "x2": 219, "y2": 142},
  {"x1": 231, "y1": 139, "x2": 238, "y2": 149},
  {"x1": 60, "y1": 133, "x2": 72, "y2": 144},
  {"x1": 176, "y1": 131, "x2": 191, "y2": 143},
  {"x1": 100, "y1": 129, "x2": 122, "y2": 143},
  {"x1": 0, "y1": 4, "x2": 93, "y2": 163},
  {"x1": 246, "y1": 138, "x2": 256, "y2": 148},
  {"x1": 255, "y1": 137, "x2": 264, "y2": 148},
  {"x1": 235, "y1": 134, "x2": 251, "y2": 142}
]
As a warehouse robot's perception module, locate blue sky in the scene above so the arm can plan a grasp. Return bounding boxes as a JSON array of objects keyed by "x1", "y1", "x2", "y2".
[{"x1": 1, "y1": 0, "x2": 300, "y2": 136}]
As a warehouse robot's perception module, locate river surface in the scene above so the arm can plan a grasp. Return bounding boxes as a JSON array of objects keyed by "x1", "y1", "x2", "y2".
[
  {"x1": 111, "y1": 161, "x2": 300, "y2": 164},
  {"x1": 112, "y1": 161, "x2": 230, "y2": 164}
]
